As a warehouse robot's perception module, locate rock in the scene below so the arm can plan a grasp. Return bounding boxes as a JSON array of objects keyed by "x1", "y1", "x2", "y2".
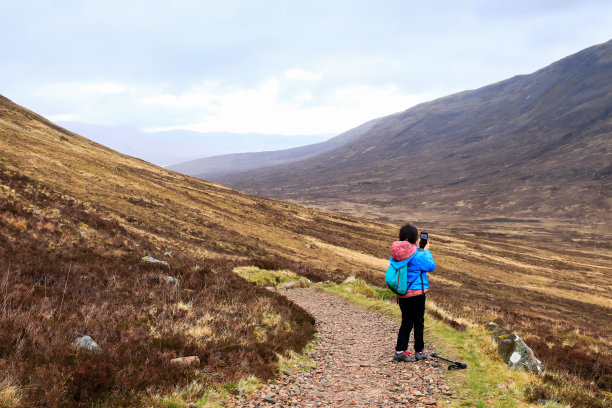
[
  {"x1": 170, "y1": 356, "x2": 200, "y2": 366},
  {"x1": 73, "y1": 335, "x2": 101, "y2": 352},
  {"x1": 282, "y1": 281, "x2": 297, "y2": 290},
  {"x1": 141, "y1": 256, "x2": 170, "y2": 268},
  {"x1": 265, "y1": 286, "x2": 276, "y2": 291},
  {"x1": 263, "y1": 397, "x2": 276, "y2": 404},
  {"x1": 164, "y1": 251, "x2": 173, "y2": 256},
  {"x1": 164, "y1": 275, "x2": 178, "y2": 284},
  {"x1": 486, "y1": 322, "x2": 543, "y2": 374}
]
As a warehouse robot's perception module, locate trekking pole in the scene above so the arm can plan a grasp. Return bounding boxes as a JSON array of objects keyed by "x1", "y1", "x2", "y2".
[{"x1": 431, "y1": 353, "x2": 467, "y2": 370}]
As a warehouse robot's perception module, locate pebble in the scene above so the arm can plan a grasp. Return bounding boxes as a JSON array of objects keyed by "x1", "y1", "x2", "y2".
[{"x1": 227, "y1": 288, "x2": 454, "y2": 407}]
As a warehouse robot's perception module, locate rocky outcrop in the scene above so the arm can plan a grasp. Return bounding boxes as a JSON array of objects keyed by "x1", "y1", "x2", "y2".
[{"x1": 486, "y1": 322, "x2": 543, "y2": 374}]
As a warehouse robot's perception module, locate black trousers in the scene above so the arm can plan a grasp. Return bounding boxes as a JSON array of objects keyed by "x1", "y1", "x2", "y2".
[{"x1": 395, "y1": 293, "x2": 426, "y2": 352}]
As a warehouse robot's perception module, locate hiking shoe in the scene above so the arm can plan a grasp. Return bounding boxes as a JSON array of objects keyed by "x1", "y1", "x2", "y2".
[
  {"x1": 393, "y1": 351, "x2": 416, "y2": 362},
  {"x1": 415, "y1": 351, "x2": 428, "y2": 361}
]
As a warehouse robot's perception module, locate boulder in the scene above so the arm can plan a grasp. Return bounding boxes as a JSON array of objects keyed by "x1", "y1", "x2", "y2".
[
  {"x1": 73, "y1": 335, "x2": 102, "y2": 352},
  {"x1": 281, "y1": 281, "x2": 297, "y2": 290},
  {"x1": 486, "y1": 322, "x2": 543, "y2": 374},
  {"x1": 141, "y1": 256, "x2": 170, "y2": 268},
  {"x1": 164, "y1": 275, "x2": 178, "y2": 284},
  {"x1": 170, "y1": 356, "x2": 200, "y2": 366}
]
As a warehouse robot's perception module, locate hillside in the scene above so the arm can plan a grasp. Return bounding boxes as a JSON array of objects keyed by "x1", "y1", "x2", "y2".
[
  {"x1": 219, "y1": 40, "x2": 612, "y2": 227},
  {"x1": 1, "y1": 95, "x2": 611, "y2": 406},
  {"x1": 167, "y1": 117, "x2": 383, "y2": 180},
  {"x1": 0, "y1": 94, "x2": 395, "y2": 406}
]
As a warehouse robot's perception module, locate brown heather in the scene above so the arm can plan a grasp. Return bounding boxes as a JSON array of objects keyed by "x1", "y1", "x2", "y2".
[{"x1": 0, "y1": 170, "x2": 317, "y2": 406}]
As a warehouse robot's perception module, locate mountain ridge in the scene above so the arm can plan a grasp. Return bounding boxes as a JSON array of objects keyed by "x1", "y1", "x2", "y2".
[
  {"x1": 167, "y1": 117, "x2": 384, "y2": 179},
  {"x1": 218, "y1": 40, "x2": 612, "y2": 226},
  {"x1": 58, "y1": 121, "x2": 332, "y2": 167}
]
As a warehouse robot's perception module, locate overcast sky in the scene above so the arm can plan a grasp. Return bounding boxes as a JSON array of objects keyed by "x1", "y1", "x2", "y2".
[{"x1": 1, "y1": 0, "x2": 611, "y2": 136}]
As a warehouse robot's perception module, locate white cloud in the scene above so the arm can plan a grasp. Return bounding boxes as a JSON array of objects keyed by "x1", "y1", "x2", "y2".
[
  {"x1": 3, "y1": 0, "x2": 611, "y2": 143},
  {"x1": 294, "y1": 92, "x2": 313, "y2": 103},
  {"x1": 36, "y1": 73, "x2": 437, "y2": 135},
  {"x1": 141, "y1": 76, "x2": 433, "y2": 134}
]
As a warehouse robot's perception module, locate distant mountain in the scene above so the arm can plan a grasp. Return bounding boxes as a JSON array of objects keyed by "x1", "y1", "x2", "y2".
[
  {"x1": 57, "y1": 122, "x2": 212, "y2": 165},
  {"x1": 219, "y1": 40, "x2": 612, "y2": 225},
  {"x1": 59, "y1": 121, "x2": 331, "y2": 167},
  {"x1": 167, "y1": 117, "x2": 384, "y2": 179}
]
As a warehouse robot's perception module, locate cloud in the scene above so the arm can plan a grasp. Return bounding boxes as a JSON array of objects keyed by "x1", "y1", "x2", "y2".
[
  {"x1": 3, "y1": 1, "x2": 610, "y2": 138},
  {"x1": 140, "y1": 75, "x2": 433, "y2": 134}
]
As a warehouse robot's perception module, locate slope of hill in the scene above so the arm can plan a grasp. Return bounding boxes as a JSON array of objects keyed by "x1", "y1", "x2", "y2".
[
  {"x1": 1, "y1": 95, "x2": 611, "y2": 406},
  {"x1": 0, "y1": 95, "x2": 395, "y2": 406},
  {"x1": 219, "y1": 40, "x2": 612, "y2": 227},
  {"x1": 167, "y1": 117, "x2": 383, "y2": 180}
]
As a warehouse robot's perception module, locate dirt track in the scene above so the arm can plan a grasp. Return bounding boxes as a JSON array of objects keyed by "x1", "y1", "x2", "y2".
[{"x1": 227, "y1": 288, "x2": 454, "y2": 407}]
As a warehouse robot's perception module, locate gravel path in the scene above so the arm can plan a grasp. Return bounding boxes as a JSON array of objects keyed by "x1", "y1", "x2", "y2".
[{"x1": 226, "y1": 287, "x2": 455, "y2": 407}]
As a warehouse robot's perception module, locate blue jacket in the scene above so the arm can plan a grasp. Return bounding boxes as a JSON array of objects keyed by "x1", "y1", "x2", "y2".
[{"x1": 388, "y1": 249, "x2": 435, "y2": 292}]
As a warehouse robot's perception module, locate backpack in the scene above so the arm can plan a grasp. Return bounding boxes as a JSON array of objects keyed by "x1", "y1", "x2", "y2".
[{"x1": 385, "y1": 253, "x2": 417, "y2": 295}]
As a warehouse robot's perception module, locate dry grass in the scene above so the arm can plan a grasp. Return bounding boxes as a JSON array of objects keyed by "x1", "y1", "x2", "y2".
[
  {"x1": 0, "y1": 376, "x2": 21, "y2": 408},
  {"x1": 233, "y1": 266, "x2": 307, "y2": 287}
]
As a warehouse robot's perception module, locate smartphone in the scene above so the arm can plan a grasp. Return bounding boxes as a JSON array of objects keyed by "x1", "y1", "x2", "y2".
[{"x1": 419, "y1": 232, "x2": 428, "y2": 249}]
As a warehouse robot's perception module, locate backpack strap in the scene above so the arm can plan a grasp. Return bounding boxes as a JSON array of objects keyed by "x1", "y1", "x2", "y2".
[
  {"x1": 405, "y1": 272, "x2": 421, "y2": 291},
  {"x1": 403, "y1": 252, "x2": 425, "y2": 294},
  {"x1": 420, "y1": 271, "x2": 425, "y2": 295}
]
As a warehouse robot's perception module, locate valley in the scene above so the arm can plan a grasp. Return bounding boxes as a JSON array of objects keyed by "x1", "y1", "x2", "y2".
[{"x1": 1, "y1": 40, "x2": 611, "y2": 407}]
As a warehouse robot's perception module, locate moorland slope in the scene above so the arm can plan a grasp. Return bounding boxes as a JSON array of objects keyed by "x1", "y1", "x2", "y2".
[
  {"x1": 0, "y1": 94, "x2": 395, "y2": 406},
  {"x1": 1, "y1": 89, "x2": 610, "y2": 406},
  {"x1": 220, "y1": 40, "x2": 612, "y2": 226}
]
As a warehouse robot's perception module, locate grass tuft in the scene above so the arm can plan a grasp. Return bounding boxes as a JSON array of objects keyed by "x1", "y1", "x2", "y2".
[
  {"x1": 0, "y1": 377, "x2": 21, "y2": 408},
  {"x1": 234, "y1": 266, "x2": 310, "y2": 287}
]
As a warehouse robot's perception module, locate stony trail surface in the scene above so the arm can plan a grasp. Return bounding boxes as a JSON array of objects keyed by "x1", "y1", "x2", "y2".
[{"x1": 226, "y1": 287, "x2": 455, "y2": 407}]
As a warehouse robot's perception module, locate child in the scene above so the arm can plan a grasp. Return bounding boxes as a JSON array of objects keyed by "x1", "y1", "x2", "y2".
[{"x1": 391, "y1": 224, "x2": 435, "y2": 362}]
